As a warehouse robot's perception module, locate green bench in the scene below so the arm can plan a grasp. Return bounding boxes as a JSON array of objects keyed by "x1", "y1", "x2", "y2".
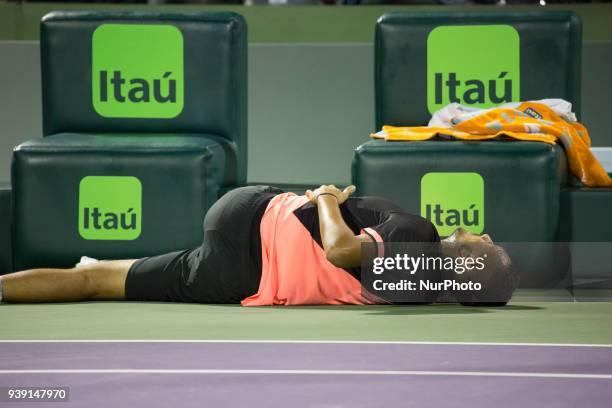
[
  {"x1": 352, "y1": 11, "x2": 589, "y2": 287},
  {"x1": 11, "y1": 11, "x2": 247, "y2": 270}
]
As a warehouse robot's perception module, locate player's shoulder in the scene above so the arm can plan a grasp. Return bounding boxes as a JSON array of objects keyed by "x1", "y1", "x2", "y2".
[
  {"x1": 348, "y1": 196, "x2": 440, "y2": 242},
  {"x1": 389, "y1": 211, "x2": 440, "y2": 241}
]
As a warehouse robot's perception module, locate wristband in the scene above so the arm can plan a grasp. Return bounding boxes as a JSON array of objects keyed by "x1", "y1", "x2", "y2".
[{"x1": 316, "y1": 192, "x2": 339, "y2": 201}]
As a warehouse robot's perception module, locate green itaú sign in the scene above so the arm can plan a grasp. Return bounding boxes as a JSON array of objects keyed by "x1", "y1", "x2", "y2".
[
  {"x1": 78, "y1": 176, "x2": 142, "y2": 240},
  {"x1": 427, "y1": 25, "x2": 520, "y2": 114},
  {"x1": 420, "y1": 172, "x2": 485, "y2": 237},
  {"x1": 92, "y1": 23, "x2": 184, "y2": 118}
]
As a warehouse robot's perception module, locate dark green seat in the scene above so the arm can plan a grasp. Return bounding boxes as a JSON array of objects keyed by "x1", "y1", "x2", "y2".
[
  {"x1": 375, "y1": 11, "x2": 581, "y2": 127},
  {"x1": 12, "y1": 11, "x2": 247, "y2": 270},
  {"x1": 354, "y1": 140, "x2": 568, "y2": 242},
  {"x1": 13, "y1": 134, "x2": 225, "y2": 268},
  {"x1": 560, "y1": 187, "x2": 612, "y2": 289},
  {"x1": 352, "y1": 11, "x2": 581, "y2": 287},
  {"x1": 0, "y1": 183, "x2": 11, "y2": 274}
]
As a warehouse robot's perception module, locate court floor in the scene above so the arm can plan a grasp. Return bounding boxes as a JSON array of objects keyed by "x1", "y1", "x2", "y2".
[
  {"x1": 1, "y1": 300, "x2": 612, "y2": 407},
  {"x1": 2, "y1": 340, "x2": 612, "y2": 407}
]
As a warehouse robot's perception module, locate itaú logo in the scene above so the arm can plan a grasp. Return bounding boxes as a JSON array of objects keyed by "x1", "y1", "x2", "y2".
[
  {"x1": 432, "y1": 71, "x2": 514, "y2": 106},
  {"x1": 97, "y1": 70, "x2": 178, "y2": 105},
  {"x1": 78, "y1": 176, "x2": 142, "y2": 240},
  {"x1": 424, "y1": 203, "x2": 480, "y2": 230},
  {"x1": 420, "y1": 172, "x2": 484, "y2": 237},
  {"x1": 92, "y1": 23, "x2": 184, "y2": 119},
  {"x1": 427, "y1": 24, "x2": 520, "y2": 113}
]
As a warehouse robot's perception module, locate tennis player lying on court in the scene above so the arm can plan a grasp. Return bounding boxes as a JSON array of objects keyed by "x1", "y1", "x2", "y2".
[{"x1": 0, "y1": 185, "x2": 517, "y2": 305}]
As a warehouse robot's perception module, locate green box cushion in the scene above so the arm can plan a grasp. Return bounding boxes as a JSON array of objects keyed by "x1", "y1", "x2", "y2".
[
  {"x1": 41, "y1": 11, "x2": 247, "y2": 185},
  {"x1": 353, "y1": 140, "x2": 568, "y2": 241},
  {"x1": 0, "y1": 183, "x2": 11, "y2": 274},
  {"x1": 12, "y1": 133, "x2": 225, "y2": 270},
  {"x1": 560, "y1": 187, "x2": 612, "y2": 242},
  {"x1": 375, "y1": 11, "x2": 581, "y2": 128},
  {"x1": 352, "y1": 140, "x2": 570, "y2": 287},
  {"x1": 560, "y1": 188, "x2": 612, "y2": 285}
]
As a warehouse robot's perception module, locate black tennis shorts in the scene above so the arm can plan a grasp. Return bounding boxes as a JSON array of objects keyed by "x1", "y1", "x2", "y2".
[{"x1": 124, "y1": 185, "x2": 283, "y2": 303}]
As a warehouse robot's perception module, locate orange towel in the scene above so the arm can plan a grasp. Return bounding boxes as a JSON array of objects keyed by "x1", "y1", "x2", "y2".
[{"x1": 371, "y1": 102, "x2": 612, "y2": 187}]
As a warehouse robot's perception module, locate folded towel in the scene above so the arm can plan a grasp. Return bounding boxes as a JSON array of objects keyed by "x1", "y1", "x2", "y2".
[{"x1": 371, "y1": 100, "x2": 612, "y2": 187}]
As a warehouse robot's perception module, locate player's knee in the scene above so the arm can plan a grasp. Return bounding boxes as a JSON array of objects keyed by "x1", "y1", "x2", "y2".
[{"x1": 75, "y1": 267, "x2": 100, "y2": 299}]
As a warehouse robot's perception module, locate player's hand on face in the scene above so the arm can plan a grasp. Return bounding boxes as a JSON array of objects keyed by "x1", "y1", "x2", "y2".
[{"x1": 305, "y1": 184, "x2": 356, "y2": 205}]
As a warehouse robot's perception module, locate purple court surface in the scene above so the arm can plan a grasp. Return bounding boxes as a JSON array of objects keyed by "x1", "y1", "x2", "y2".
[{"x1": 1, "y1": 341, "x2": 612, "y2": 407}]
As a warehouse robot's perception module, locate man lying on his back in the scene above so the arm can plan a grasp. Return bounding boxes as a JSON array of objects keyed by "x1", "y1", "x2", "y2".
[{"x1": 0, "y1": 185, "x2": 517, "y2": 306}]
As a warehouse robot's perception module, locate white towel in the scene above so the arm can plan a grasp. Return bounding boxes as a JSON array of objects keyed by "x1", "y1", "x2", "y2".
[{"x1": 75, "y1": 256, "x2": 100, "y2": 268}]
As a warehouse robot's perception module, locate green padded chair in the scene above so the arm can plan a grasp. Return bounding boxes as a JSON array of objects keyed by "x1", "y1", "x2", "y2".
[
  {"x1": 0, "y1": 184, "x2": 11, "y2": 274},
  {"x1": 12, "y1": 11, "x2": 247, "y2": 270},
  {"x1": 352, "y1": 11, "x2": 581, "y2": 287},
  {"x1": 560, "y1": 188, "x2": 612, "y2": 290}
]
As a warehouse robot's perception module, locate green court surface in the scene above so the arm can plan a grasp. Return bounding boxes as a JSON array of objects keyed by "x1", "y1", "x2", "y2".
[{"x1": 1, "y1": 300, "x2": 611, "y2": 344}]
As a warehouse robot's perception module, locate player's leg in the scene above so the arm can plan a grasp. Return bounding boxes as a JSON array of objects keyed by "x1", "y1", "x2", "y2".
[
  {"x1": 0, "y1": 259, "x2": 136, "y2": 303},
  {"x1": 188, "y1": 185, "x2": 283, "y2": 302}
]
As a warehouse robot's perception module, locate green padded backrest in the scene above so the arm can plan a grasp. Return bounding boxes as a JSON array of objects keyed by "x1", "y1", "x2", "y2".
[
  {"x1": 375, "y1": 11, "x2": 582, "y2": 129},
  {"x1": 41, "y1": 11, "x2": 247, "y2": 185}
]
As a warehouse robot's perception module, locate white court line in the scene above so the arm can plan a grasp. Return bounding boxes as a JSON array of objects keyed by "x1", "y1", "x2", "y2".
[
  {"x1": 1, "y1": 340, "x2": 612, "y2": 347},
  {"x1": 0, "y1": 369, "x2": 611, "y2": 380}
]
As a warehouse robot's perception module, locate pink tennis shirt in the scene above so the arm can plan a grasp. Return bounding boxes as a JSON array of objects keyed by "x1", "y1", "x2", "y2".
[{"x1": 241, "y1": 192, "x2": 439, "y2": 306}]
